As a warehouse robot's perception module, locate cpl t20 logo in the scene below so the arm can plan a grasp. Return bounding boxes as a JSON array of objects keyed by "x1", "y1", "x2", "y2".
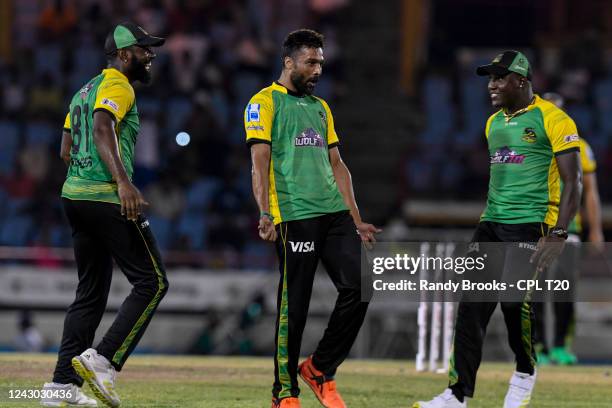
[
  {"x1": 490, "y1": 146, "x2": 525, "y2": 164},
  {"x1": 521, "y1": 128, "x2": 537, "y2": 143},
  {"x1": 295, "y1": 128, "x2": 324, "y2": 148}
]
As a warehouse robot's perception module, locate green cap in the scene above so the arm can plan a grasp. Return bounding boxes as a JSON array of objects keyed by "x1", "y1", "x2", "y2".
[
  {"x1": 104, "y1": 22, "x2": 165, "y2": 55},
  {"x1": 476, "y1": 50, "x2": 531, "y2": 80}
]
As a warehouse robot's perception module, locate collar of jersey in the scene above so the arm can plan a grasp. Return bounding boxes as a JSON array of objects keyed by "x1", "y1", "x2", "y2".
[
  {"x1": 103, "y1": 67, "x2": 130, "y2": 83},
  {"x1": 503, "y1": 94, "x2": 540, "y2": 122},
  {"x1": 273, "y1": 81, "x2": 306, "y2": 98}
]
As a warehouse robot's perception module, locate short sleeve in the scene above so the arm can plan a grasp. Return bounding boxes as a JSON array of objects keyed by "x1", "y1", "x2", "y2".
[
  {"x1": 63, "y1": 112, "x2": 71, "y2": 132},
  {"x1": 93, "y1": 79, "x2": 134, "y2": 123},
  {"x1": 544, "y1": 110, "x2": 580, "y2": 155},
  {"x1": 318, "y1": 98, "x2": 339, "y2": 147},
  {"x1": 579, "y1": 138, "x2": 597, "y2": 173},
  {"x1": 245, "y1": 92, "x2": 273, "y2": 146}
]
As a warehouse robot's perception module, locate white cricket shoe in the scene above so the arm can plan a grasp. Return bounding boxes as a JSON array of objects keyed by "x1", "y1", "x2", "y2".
[
  {"x1": 413, "y1": 388, "x2": 467, "y2": 408},
  {"x1": 503, "y1": 371, "x2": 537, "y2": 408},
  {"x1": 71, "y1": 348, "x2": 121, "y2": 407},
  {"x1": 40, "y1": 382, "x2": 97, "y2": 406}
]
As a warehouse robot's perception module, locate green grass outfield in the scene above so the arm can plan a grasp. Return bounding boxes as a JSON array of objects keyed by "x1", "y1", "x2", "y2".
[{"x1": 1, "y1": 353, "x2": 611, "y2": 407}]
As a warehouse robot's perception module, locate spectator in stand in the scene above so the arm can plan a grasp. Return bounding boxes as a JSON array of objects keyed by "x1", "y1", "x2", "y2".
[
  {"x1": 13, "y1": 310, "x2": 45, "y2": 352},
  {"x1": 1, "y1": 66, "x2": 27, "y2": 119},
  {"x1": 37, "y1": 0, "x2": 77, "y2": 43},
  {"x1": 29, "y1": 72, "x2": 64, "y2": 117},
  {"x1": 145, "y1": 172, "x2": 187, "y2": 222}
]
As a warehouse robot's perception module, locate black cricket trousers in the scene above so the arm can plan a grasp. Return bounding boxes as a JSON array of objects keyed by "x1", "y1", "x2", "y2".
[
  {"x1": 272, "y1": 210, "x2": 369, "y2": 399},
  {"x1": 532, "y1": 239, "x2": 579, "y2": 352},
  {"x1": 53, "y1": 198, "x2": 168, "y2": 386},
  {"x1": 449, "y1": 221, "x2": 547, "y2": 401}
]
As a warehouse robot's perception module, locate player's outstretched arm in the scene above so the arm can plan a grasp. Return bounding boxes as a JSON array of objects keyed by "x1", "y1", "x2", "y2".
[
  {"x1": 92, "y1": 110, "x2": 148, "y2": 221},
  {"x1": 329, "y1": 146, "x2": 381, "y2": 246},
  {"x1": 250, "y1": 143, "x2": 277, "y2": 242}
]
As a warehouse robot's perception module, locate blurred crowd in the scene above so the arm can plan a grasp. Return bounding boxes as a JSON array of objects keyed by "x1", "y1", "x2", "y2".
[
  {"x1": 6, "y1": 0, "x2": 610, "y2": 266},
  {"x1": 0, "y1": 0, "x2": 347, "y2": 267}
]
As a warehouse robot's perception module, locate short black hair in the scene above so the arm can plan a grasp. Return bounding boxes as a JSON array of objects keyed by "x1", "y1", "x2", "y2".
[{"x1": 282, "y1": 29, "x2": 324, "y2": 59}]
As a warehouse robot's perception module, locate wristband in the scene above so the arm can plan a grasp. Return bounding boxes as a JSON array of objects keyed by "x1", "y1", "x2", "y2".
[{"x1": 261, "y1": 211, "x2": 274, "y2": 221}]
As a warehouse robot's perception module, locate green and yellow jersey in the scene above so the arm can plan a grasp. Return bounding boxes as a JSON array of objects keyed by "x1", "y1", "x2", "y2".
[
  {"x1": 244, "y1": 82, "x2": 347, "y2": 224},
  {"x1": 62, "y1": 68, "x2": 139, "y2": 204},
  {"x1": 481, "y1": 95, "x2": 580, "y2": 226},
  {"x1": 568, "y1": 138, "x2": 597, "y2": 234}
]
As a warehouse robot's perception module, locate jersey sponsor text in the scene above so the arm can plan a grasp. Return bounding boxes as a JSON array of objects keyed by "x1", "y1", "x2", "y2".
[{"x1": 289, "y1": 241, "x2": 315, "y2": 253}]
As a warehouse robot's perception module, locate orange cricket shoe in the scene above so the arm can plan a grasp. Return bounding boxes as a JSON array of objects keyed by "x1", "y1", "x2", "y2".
[
  {"x1": 271, "y1": 397, "x2": 301, "y2": 407},
  {"x1": 298, "y1": 355, "x2": 347, "y2": 408}
]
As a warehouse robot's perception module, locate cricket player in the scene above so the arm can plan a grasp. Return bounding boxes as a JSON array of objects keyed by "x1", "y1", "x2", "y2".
[
  {"x1": 41, "y1": 23, "x2": 168, "y2": 407},
  {"x1": 533, "y1": 92, "x2": 603, "y2": 366},
  {"x1": 414, "y1": 51, "x2": 581, "y2": 408},
  {"x1": 246, "y1": 29, "x2": 380, "y2": 408}
]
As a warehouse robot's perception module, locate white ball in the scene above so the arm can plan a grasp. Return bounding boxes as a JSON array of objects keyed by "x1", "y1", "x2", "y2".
[{"x1": 176, "y1": 132, "x2": 191, "y2": 146}]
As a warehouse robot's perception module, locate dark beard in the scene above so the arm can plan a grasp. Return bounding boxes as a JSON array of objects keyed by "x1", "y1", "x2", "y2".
[
  {"x1": 129, "y1": 58, "x2": 152, "y2": 84},
  {"x1": 290, "y1": 71, "x2": 316, "y2": 95}
]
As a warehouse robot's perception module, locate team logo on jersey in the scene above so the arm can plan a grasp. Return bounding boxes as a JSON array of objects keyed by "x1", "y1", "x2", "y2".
[
  {"x1": 564, "y1": 134, "x2": 579, "y2": 143},
  {"x1": 101, "y1": 98, "x2": 119, "y2": 112},
  {"x1": 79, "y1": 82, "x2": 94, "y2": 99},
  {"x1": 490, "y1": 146, "x2": 525, "y2": 164},
  {"x1": 318, "y1": 110, "x2": 326, "y2": 125},
  {"x1": 521, "y1": 128, "x2": 537, "y2": 143},
  {"x1": 295, "y1": 128, "x2": 324, "y2": 148},
  {"x1": 246, "y1": 103, "x2": 260, "y2": 122}
]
